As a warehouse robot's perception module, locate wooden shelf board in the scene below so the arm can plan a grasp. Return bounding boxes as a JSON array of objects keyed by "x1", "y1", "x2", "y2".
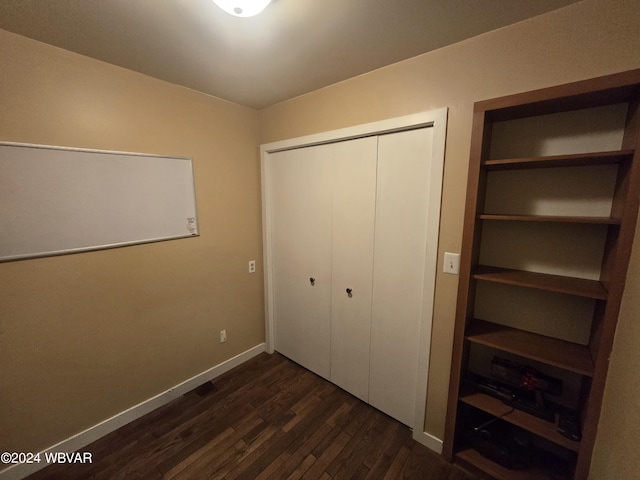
[
  {"x1": 466, "y1": 320, "x2": 595, "y2": 376},
  {"x1": 478, "y1": 72, "x2": 640, "y2": 120},
  {"x1": 455, "y1": 448, "x2": 571, "y2": 480},
  {"x1": 482, "y1": 150, "x2": 633, "y2": 171},
  {"x1": 459, "y1": 389, "x2": 580, "y2": 452},
  {"x1": 473, "y1": 266, "x2": 608, "y2": 300},
  {"x1": 479, "y1": 214, "x2": 621, "y2": 225}
]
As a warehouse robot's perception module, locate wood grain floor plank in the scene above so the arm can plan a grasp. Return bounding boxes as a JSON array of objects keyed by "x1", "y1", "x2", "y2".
[
  {"x1": 210, "y1": 425, "x2": 282, "y2": 480},
  {"x1": 382, "y1": 444, "x2": 413, "y2": 480},
  {"x1": 268, "y1": 423, "x2": 332, "y2": 478},
  {"x1": 401, "y1": 442, "x2": 453, "y2": 480},
  {"x1": 254, "y1": 450, "x2": 291, "y2": 480},
  {"x1": 167, "y1": 412, "x2": 264, "y2": 480},
  {"x1": 235, "y1": 389, "x2": 345, "y2": 480},
  {"x1": 286, "y1": 453, "x2": 316, "y2": 480},
  {"x1": 363, "y1": 421, "x2": 411, "y2": 480},
  {"x1": 26, "y1": 353, "x2": 477, "y2": 480},
  {"x1": 326, "y1": 410, "x2": 388, "y2": 478},
  {"x1": 155, "y1": 402, "x2": 258, "y2": 474},
  {"x1": 300, "y1": 430, "x2": 352, "y2": 479},
  {"x1": 162, "y1": 426, "x2": 235, "y2": 479}
]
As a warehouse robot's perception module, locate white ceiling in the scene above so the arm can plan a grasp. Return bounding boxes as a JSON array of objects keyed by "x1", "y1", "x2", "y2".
[{"x1": 0, "y1": 0, "x2": 582, "y2": 109}]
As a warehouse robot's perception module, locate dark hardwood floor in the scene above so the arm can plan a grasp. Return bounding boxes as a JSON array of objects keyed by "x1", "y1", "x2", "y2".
[{"x1": 27, "y1": 352, "x2": 477, "y2": 480}]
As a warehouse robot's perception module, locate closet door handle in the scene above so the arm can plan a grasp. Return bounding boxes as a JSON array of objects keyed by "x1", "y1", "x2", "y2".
[
  {"x1": 346, "y1": 288, "x2": 353, "y2": 297},
  {"x1": 310, "y1": 277, "x2": 315, "y2": 286}
]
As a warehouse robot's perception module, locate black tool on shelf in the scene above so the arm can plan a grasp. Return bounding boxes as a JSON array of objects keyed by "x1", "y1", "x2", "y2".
[{"x1": 558, "y1": 409, "x2": 582, "y2": 441}]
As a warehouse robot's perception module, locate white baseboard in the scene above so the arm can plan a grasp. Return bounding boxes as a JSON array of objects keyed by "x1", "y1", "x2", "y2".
[
  {"x1": 0, "y1": 343, "x2": 266, "y2": 480},
  {"x1": 413, "y1": 429, "x2": 444, "y2": 454}
]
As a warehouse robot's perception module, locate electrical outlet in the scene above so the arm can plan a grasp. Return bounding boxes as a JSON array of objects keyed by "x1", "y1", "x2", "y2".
[
  {"x1": 248, "y1": 260, "x2": 256, "y2": 273},
  {"x1": 219, "y1": 329, "x2": 227, "y2": 343}
]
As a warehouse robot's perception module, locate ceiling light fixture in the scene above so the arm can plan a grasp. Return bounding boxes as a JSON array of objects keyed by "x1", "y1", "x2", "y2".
[{"x1": 212, "y1": 0, "x2": 272, "y2": 17}]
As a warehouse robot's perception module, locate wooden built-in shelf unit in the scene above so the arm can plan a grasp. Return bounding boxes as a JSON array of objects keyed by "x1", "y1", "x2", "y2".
[{"x1": 443, "y1": 69, "x2": 640, "y2": 480}]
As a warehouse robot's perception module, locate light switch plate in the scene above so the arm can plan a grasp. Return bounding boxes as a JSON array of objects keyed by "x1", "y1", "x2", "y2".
[{"x1": 443, "y1": 252, "x2": 460, "y2": 275}]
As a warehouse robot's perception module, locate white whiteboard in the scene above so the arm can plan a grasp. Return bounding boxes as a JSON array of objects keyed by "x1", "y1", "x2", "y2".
[{"x1": 0, "y1": 142, "x2": 199, "y2": 262}]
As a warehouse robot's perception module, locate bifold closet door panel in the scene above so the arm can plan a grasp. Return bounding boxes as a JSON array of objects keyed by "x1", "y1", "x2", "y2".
[
  {"x1": 370, "y1": 127, "x2": 434, "y2": 426},
  {"x1": 329, "y1": 137, "x2": 378, "y2": 402},
  {"x1": 270, "y1": 147, "x2": 332, "y2": 379},
  {"x1": 269, "y1": 128, "x2": 434, "y2": 422}
]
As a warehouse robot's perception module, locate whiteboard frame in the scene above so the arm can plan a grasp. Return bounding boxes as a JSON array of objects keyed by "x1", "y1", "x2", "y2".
[{"x1": 0, "y1": 141, "x2": 199, "y2": 262}]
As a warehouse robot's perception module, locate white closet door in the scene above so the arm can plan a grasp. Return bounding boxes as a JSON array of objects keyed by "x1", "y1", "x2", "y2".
[
  {"x1": 329, "y1": 137, "x2": 378, "y2": 401},
  {"x1": 370, "y1": 127, "x2": 434, "y2": 425},
  {"x1": 270, "y1": 147, "x2": 332, "y2": 379}
]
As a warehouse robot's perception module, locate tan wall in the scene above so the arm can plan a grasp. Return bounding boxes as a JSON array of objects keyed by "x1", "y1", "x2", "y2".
[
  {"x1": 0, "y1": 30, "x2": 264, "y2": 452},
  {"x1": 258, "y1": 0, "x2": 640, "y2": 476},
  {"x1": 2, "y1": 0, "x2": 640, "y2": 476}
]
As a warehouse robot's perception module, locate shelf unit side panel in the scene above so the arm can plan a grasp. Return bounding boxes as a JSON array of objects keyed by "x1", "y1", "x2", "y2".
[
  {"x1": 577, "y1": 146, "x2": 640, "y2": 479},
  {"x1": 587, "y1": 300, "x2": 607, "y2": 365},
  {"x1": 444, "y1": 108, "x2": 490, "y2": 459},
  {"x1": 621, "y1": 89, "x2": 640, "y2": 150}
]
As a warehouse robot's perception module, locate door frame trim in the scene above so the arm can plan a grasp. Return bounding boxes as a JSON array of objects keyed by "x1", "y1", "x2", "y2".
[{"x1": 260, "y1": 108, "x2": 448, "y2": 452}]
